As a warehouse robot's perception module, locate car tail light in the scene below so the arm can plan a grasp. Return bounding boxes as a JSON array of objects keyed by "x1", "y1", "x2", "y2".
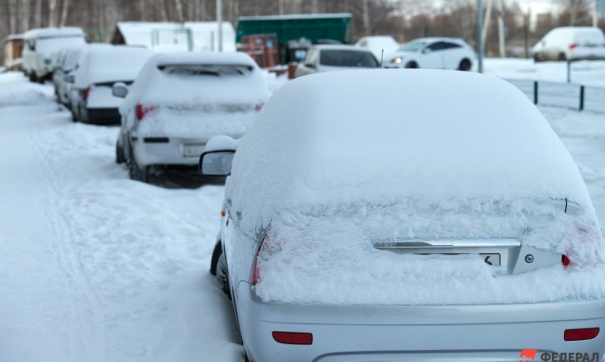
[
  {"x1": 564, "y1": 328, "x2": 599, "y2": 341},
  {"x1": 255, "y1": 103, "x2": 264, "y2": 112},
  {"x1": 84, "y1": 85, "x2": 94, "y2": 100},
  {"x1": 251, "y1": 234, "x2": 278, "y2": 285},
  {"x1": 569, "y1": 43, "x2": 577, "y2": 49},
  {"x1": 135, "y1": 103, "x2": 157, "y2": 120},
  {"x1": 272, "y1": 331, "x2": 313, "y2": 345},
  {"x1": 251, "y1": 238, "x2": 265, "y2": 285},
  {"x1": 562, "y1": 255, "x2": 571, "y2": 267}
]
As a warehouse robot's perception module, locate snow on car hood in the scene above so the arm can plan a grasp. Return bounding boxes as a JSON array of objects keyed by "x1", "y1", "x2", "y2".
[{"x1": 226, "y1": 69, "x2": 605, "y2": 305}]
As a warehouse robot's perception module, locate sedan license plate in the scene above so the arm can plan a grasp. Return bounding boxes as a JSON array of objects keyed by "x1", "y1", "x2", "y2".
[
  {"x1": 480, "y1": 253, "x2": 501, "y2": 266},
  {"x1": 182, "y1": 144, "x2": 205, "y2": 157}
]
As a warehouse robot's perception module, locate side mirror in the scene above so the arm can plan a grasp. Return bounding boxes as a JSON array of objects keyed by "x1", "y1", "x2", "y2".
[
  {"x1": 112, "y1": 82, "x2": 129, "y2": 98},
  {"x1": 199, "y1": 135, "x2": 239, "y2": 176},
  {"x1": 199, "y1": 150, "x2": 235, "y2": 176},
  {"x1": 422, "y1": 48, "x2": 431, "y2": 54},
  {"x1": 65, "y1": 74, "x2": 75, "y2": 83}
]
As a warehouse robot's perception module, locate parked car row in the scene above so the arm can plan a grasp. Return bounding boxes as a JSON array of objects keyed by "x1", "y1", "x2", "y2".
[
  {"x1": 294, "y1": 37, "x2": 476, "y2": 77},
  {"x1": 47, "y1": 41, "x2": 270, "y2": 183}
]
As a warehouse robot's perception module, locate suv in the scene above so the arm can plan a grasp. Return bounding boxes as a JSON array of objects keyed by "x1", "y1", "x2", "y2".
[{"x1": 113, "y1": 52, "x2": 270, "y2": 183}]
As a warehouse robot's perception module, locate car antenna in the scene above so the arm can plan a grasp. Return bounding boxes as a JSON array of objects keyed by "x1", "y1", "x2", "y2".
[{"x1": 380, "y1": 49, "x2": 384, "y2": 68}]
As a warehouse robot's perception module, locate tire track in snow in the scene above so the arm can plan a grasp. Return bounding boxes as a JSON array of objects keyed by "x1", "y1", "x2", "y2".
[{"x1": 33, "y1": 114, "x2": 110, "y2": 360}]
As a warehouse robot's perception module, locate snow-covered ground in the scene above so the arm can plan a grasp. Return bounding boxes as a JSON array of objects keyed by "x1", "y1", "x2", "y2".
[{"x1": 0, "y1": 59, "x2": 604, "y2": 362}]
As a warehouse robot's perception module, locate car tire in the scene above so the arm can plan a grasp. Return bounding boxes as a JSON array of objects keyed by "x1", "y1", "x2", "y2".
[
  {"x1": 128, "y1": 160, "x2": 148, "y2": 183},
  {"x1": 558, "y1": 52, "x2": 567, "y2": 61},
  {"x1": 211, "y1": 241, "x2": 231, "y2": 299},
  {"x1": 210, "y1": 241, "x2": 222, "y2": 276},
  {"x1": 115, "y1": 140, "x2": 125, "y2": 164},
  {"x1": 533, "y1": 53, "x2": 541, "y2": 63},
  {"x1": 458, "y1": 59, "x2": 471, "y2": 71},
  {"x1": 405, "y1": 61, "x2": 418, "y2": 69},
  {"x1": 127, "y1": 146, "x2": 149, "y2": 183}
]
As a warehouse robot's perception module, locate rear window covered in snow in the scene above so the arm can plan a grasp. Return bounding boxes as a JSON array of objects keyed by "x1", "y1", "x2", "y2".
[{"x1": 157, "y1": 64, "x2": 254, "y2": 76}]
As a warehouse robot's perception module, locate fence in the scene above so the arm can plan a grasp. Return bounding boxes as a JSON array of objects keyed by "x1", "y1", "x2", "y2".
[{"x1": 505, "y1": 79, "x2": 605, "y2": 114}]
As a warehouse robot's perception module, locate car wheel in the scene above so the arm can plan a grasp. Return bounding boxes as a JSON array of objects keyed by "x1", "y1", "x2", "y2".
[
  {"x1": 71, "y1": 108, "x2": 78, "y2": 122},
  {"x1": 533, "y1": 53, "x2": 541, "y2": 63},
  {"x1": 115, "y1": 140, "x2": 125, "y2": 164},
  {"x1": 127, "y1": 146, "x2": 149, "y2": 183},
  {"x1": 458, "y1": 59, "x2": 471, "y2": 71},
  {"x1": 210, "y1": 241, "x2": 222, "y2": 276},
  {"x1": 211, "y1": 241, "x2": 231, "y2": 298},
  {"x1": 558, "y1": 52, "x2": 567, "y2": 61},
  {"x1": 405, "y1": 61, "x2": 418, "y2": 69}
]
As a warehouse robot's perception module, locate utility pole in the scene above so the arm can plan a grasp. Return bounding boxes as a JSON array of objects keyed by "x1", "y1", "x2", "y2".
[
  {"x1": 217, "y1": 0, "x2": 223, "y2": 52},
  {"x1": 594, "y1": 0, "x2": 598, "y2": 27},
  {"x1": 476, "y1": 0, "x2": 484, "y2": 73},
  {"x1": 497, "y1": 0, "x2": 506, "y2": 57}
]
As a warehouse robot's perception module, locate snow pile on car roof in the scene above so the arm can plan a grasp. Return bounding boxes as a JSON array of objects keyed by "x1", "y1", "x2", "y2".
[
  {"x1": 74, "y1": 45, "x2": 154, "y2": 88},
  {"x1": 226, "y1": 69, "x2": 605, "y2": 305}
]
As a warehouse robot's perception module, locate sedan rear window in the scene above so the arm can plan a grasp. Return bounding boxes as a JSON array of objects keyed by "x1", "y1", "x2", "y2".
[
  {"x1": 319, "y1": 50, "x2": 378, "y2": 68},
  {"x1": 157, "y1": 64, "x2": 253, "y2": 76}
]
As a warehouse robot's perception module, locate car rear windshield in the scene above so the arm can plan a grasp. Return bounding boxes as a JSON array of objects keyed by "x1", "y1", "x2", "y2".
[
  {"x1": 157, "y1": 64, "x2": 254, "y2": 76},
  {"x1": 319, "y1": 50, "x2": 378, "y2": 68}
]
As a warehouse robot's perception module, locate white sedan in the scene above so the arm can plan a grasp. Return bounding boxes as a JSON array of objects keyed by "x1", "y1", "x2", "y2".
[
  {"x1": 384, "y1": 37, "x2": 475, "y2": 70},
  {"x1": 201, "y1": 69, "x2": 605, "y2": 361}
]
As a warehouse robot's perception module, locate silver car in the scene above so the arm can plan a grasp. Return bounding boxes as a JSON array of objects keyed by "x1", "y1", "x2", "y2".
[
  {"x1": 202, "y1": 69, "x2": 605, "y2": 361},
  {"x1": 294, "y1": 44, "x2": 379, "y2": 78},
  {"x1": 115, "y1": 52, "x2": 270, "y2": 183}
]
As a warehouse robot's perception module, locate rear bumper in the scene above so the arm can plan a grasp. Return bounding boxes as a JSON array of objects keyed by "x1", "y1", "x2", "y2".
[
  {"x1": 132, "y1": 136, "x2": 206, "y2": 167},
  {"x1": 237, "y1": 286, "x2": 605, "y2": 362}
]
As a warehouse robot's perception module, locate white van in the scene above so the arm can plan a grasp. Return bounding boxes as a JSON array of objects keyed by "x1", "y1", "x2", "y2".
[
  {"x1": 532, "y1": 26, "x2": 605, "y2": 62},
  {"x1": 22, "y1": 27, "x2": 86, "y2": 82}
]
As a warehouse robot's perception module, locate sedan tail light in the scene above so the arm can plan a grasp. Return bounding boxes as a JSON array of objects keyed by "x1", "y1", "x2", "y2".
[
  {"x1": 562, "y1": 255, "x2": 571, "y2": 267},
  {"x1": 135, "y1": 103, "x2": 157, "y2": 121},
  {"x1": 251, "y1": 237, "x2": 266, "y2": 285},
  {"x1": 569, "y1": 43, "x2": 577, "y2": 49},
  {"x1": 255, "y1": 103, "x2": 264, "y2": 112},
  {"x1": 84, "y1": 85, "x2": 94, "y2": 100},
  {"x1": 251, "y1": 234, "x2": 278, "y2": 285}
]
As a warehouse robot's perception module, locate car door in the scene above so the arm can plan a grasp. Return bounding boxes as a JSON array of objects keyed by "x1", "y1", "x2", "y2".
[
  {"x1": 420, "y1": 41, "x2": 446, "y2": 69},
  {"x1": 441, "y1": 41, "x2": 466, "y2": 69}
]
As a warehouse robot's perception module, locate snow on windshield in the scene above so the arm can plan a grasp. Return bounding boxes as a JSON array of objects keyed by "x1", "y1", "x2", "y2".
[{"x1": 226, "y1": 69, "x2": 605, "y2": 305}]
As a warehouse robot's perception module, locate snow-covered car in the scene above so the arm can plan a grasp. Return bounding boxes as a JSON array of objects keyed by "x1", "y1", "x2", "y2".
[
  {"x1": 114, "y1": 52, "x2": 270, "y2": 182},
  {"x1": 201, "y1": 70, "x2": 605, "y2": 362},
  {"x1": 68, "y1": 44, "x2": 153, "y2": 124},
  {"x1": 532, "y1": 26, "x2": 605, "y2": 62},
  {"x1": 22, "y1": 27, "x2": 86, "y2": 83},
  {"x1": 384, "y1": 37, "x2": 475, "y2": 70},
  {"x1": 294, "y1": 45, "x2": 379, "y2": 78},
  {"x1": 52, "y1": 46, "x2": 82, "y2": 107},
  {"x1": 354, "y1": 35, "x2": 399, "y2": 61}
]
